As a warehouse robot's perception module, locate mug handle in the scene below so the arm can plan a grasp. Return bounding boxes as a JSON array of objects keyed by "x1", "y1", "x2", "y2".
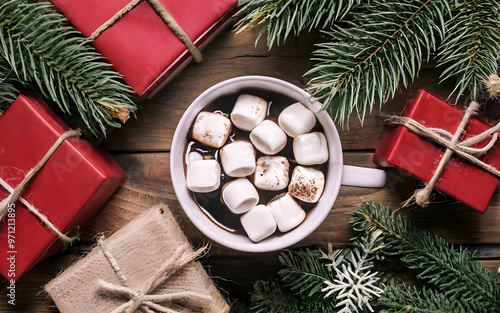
[{"x1": 341, "y1": 165, "x2": 386, "y2": 188}]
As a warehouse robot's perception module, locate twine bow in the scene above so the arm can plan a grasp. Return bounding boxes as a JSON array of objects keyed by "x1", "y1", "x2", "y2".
[
  {"x1": 97, "y1": 236, "x2": 212, "y2": 313},
  {"x1": 0, "y1": 129, "x2": 81, "y2": 244},
  {"x1": 89, "y1": 0, "x2": 203, "y2": 63},
  {"x1": 387, "y1": 101, "x2": 500, "y2": 207}
]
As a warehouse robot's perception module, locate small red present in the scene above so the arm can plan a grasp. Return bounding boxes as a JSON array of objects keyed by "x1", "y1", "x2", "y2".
[
  {"x1": 0, "y1": 94, "x2": 126, "y2": 279},
  {"x1": 50, "y1": 0, "x2": 238, "y2": 97},
  {"x1": 374, "y1": 90, "x2": 500, "y2": 213}
]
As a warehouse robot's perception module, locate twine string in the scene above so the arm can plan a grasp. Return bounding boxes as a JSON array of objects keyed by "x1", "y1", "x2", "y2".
[
  {"x1": 386, "y1": 101, "x2": 500, "y2": 207},
  {"x1": 97, "y1": 239, "x2": 211, "y2": 313},
  {"x1": 0, "y1": 128, "x2": 81, "y2": 244},
  {"x1": 88, "y1": 0, "x2": 142, "y2": 41},
  {"x1": 89, "y1": 0, "x2": 202, "y2": 63}
]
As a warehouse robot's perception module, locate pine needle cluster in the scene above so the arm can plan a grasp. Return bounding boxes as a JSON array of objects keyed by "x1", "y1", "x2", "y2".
[
  {"x1": 232, "y1": 249, "x2": 338, "y2": 313},
  {"x1": 437, "y1": 0, "x2": 500, "y2": 101},
  {"x1": 0, "y1": 58, "x2": 20, "y2": 116},
  {"x1": 307, "y1": 0, "x2": 450, "y2": 125},
  {"x1": 230, "y1": 236, "x2": 385, "y2": 313},
  {"x1": 235, "y1": 0, "x2": 500, "y2": 126},
  {"x1": 230, "y1": 201, "x2": 500, "y2": 312},
  {"x1": 352, "y1": 201, "x2": 500, "y2": 312},
  {"x1": 234, "y1": 0, "x2": 360, "y2": 48},
  {"x1": 0, "y1": 0, "x2": 136, "y2": 135},
  {"x1": 248, "y1": 278, "x2": 338, "y2": 313},
  {"x1": 380, "y1": 283, "x2": 491, "y2": 313}
]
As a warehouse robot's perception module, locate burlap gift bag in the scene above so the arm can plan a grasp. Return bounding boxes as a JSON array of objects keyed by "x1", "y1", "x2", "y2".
[{"x1": 45, "y1": 204, "x2": 230, "y2": 313}]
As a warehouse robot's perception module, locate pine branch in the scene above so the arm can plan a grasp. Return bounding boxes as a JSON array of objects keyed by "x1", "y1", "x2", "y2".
[
  {"x1": 234, "y1": 0, "x2": 360, "y2": 48},
  {"x1": 235, "y1": 0, "x2": 500, "y2": 126},
  {"x1": 306, "y1": 0, "x2": 451, "y2": 126},
  {"x1": 0, "y1": 57, "x2": 20, "y2": 116},
  {"x1": 234, "y1": 202, "x2": 500, "y2": 312},
  {"x1": 277, "y1": 239, "x2": 385, "y2": 312},
  {"x1": 380, "y1": 283, "x2": 490, "y2": 313},
  {"x1": 437, "y1": 0, "x2": 500, "y2": 101},
  {"x1": 279, "y1": 248, "x2": 337, "y2": 298},
  {"x1": 0, "y1": 0, "x2": 136, "y2": 135},
  {"x1": 245, "y1": 245, "x2": 382, "y2": 313},
  {"x1": 229, "y1": 301, "x2": 255, "y2": 313},
  {"x1": 351, "y1": 201, "x2": 500, "y2": 312},
  {"x1": 248, "y1": 279, "x2": 338, "y2": 313}
]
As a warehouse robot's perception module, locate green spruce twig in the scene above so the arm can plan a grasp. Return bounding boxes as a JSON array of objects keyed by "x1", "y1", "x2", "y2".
[
  {"x1": 0, "y1": 0, "x2": 136, "y2": 135},
  {"x1": 306, "y1": 0, "x2": 451, "y2": 125},
  {"x1": 243, "y1": 240, "x2": 385, "y2": 313},
  {"x1": 249, "y1": 279, "x2": 338, "y2": 313},
  {"x1": 380, "y1": 282, "x2": 491, "y2": 313},
  {"x1": 351, "y1": 201, "x2": 500, "y2": 312},
  {"x1": 235, "y1": 0, "x2": 500, "y2": 126},
  {"x1": 0, "y1": 57, "x2": 20, "y2": 116},
  {"x1": 234, "y1": 0, "x2": 360, "y2": 48},
  {"x1": 279, "y1": 248, "x2": 337, "y2": 298},
  {"x1": 231, "y1": 201, "x2": 500, "y2": 312},
  {"x1": 437, "y1": 0, "x2": 500, "y2": 101}
]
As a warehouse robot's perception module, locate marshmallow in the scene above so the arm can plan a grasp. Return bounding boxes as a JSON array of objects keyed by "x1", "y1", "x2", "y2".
[
  {"x1": 278, "y1": 102, "x2": 317, "y2": 137},
  {"x1": 267, "y1": 193, "x2": 306, "y2": 232},
  {"x1": 288, "y1": 166, "x2": 325, "y2": 203},
  {"x1": 191, "y1": 111, "x2": 232, "y2": 148},
  {"x1": 250, "y1": 120, "x2": 287, "y2": 155},
  {"x1": 220, "y1": 141, "x2": 256, "y2": 177},
  {"x1": 254, "y1": 156, "x2": 289, "y2": 191},
  {"x1": 186, "y1": 159, "x2": 221, "y2": 193},
  {"x1": 222, "y1": 178, "x2": 259, "y2": 214},
  {"x1": 231, "y1": 94, "x2": 268, "y2": 131},
  {"x1": 293, "y1": 132, "x2": 329, "y2": 165},
  {"x1": 240, "y1": 205, "x2": 277, "y2": 242},
  {"x1": 187, "y1": 151, "x2": 203, "y2": 163}
]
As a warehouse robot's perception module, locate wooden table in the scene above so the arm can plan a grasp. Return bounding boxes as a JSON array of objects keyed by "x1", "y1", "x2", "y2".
[{"x1": 2, "y1": 23, "x2": 500, "y2": 312}]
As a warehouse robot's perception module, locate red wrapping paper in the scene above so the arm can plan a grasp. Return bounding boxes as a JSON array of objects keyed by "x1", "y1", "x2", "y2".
[
  {"x1": 0, "y1": 94, "x2": 126, "y2": 279},
  {"x1": 50, "y1": 0, "x2": 238, "y2": 97},
  {"x1": 374, "y1": 90, "x2": 500, "y2": 213}
]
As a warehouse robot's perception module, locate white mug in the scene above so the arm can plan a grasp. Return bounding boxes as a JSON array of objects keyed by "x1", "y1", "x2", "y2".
[{"x1": 171, "y1": 76, "x2": 386, "y2": 252}]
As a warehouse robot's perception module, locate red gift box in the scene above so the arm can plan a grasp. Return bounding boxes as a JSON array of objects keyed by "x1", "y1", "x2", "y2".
[
  {"x1": 50, "y1": 0, "x2": 238, "y2": 98},
  {"x1": 374, "y1": 90, "x2": 500, "y2": 213},
  {"x1": 0, "y1": 94, "x2": 126, "y2": 279}
]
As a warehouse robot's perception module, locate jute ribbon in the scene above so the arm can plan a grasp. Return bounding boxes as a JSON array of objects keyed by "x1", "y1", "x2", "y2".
[
  {"x1": 0, "y1": 129, "x2": 81, "y2": 244},
  {"x1": 89, "y1": 0, "x2": 203, "y2": 63},
  {"x1": 387, "y1": 101, "x2": 500, "y2": 207},
  {"x1": 97, "y1": 236, "x2": 212, "y2": 313}
]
